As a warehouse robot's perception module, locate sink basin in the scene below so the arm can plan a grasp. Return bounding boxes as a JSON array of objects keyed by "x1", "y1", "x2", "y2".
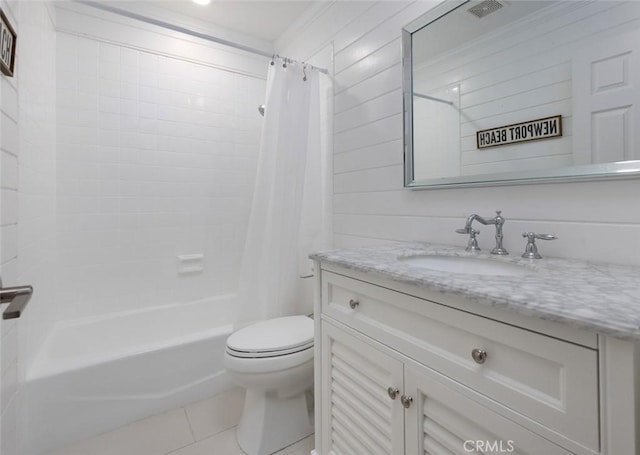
[{"x1": 398, "y1": 255, "x2": 531, "y2": 276}]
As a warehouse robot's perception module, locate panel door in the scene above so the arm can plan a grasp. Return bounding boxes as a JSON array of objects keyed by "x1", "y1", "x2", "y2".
[
  {"x1": 404, "y1": 361, "x2": 573, "y2": 455},
  {"x1": 321, "y1": 320, "x2": 404, "y2": 455},
  {"x1": 573, "y1": 28, "x2": 640, "y2": 164}
]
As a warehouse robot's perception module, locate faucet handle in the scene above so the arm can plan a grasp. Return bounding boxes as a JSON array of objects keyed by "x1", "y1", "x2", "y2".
[
  {"x1": 457, "y1": 228, "x2": 480, "y2": 251},
  {"x1": 456, "y1": 228, "x2": 478, "y2": 235},
  {"x1": 523, "y1": 232, "x2": 557, "y2": 241},
  {"x1": 522, "y1": 232, "x2": 557, "y2": 259}
]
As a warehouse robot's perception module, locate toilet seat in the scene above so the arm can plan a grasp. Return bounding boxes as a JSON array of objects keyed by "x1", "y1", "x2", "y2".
[
  {"x1": 224, "y1": 344, "x2": 313, "y2": 374},
  {"x1": 226, "y1": 341, "x2": 313, "y2": 358},
  {"x1": 226, "y1": 315, "x2": 313, "y2": 359}
]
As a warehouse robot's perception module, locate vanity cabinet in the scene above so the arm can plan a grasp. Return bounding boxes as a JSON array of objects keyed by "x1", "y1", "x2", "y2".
[
  {"x1": 313, "y1": 263, "x2": 640, "y2": 455},
  {"x1": 321, "y1": 321, "x2": 573, "y2": 454}
]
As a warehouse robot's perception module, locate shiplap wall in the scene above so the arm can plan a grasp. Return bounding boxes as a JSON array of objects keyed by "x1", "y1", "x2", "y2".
[{"x1": 276, "y1": 0, "x2": 640, "y2": 266}]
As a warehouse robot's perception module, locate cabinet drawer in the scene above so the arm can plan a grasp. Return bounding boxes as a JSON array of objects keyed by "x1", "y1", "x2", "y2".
[{"x1": 321, "y1": 271, "x2": 599, "y2": 451}]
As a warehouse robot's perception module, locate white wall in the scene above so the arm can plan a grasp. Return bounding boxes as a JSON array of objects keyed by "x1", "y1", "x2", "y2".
[
  {"x1": 0, "y1": 2, "x2": 57, "y2": 454},
  {"x1": 0, "y1": 4, "x2": 20, "y2": 451},
  {"x1": 277, "y1": 0, "x2": 640, "y2": 266},
  {"x1": 54, "y1": 4, "x2": 266, "y2": 323},
  {"x1": 0, "y1": 0, "x2": 20, "y2": 445}
]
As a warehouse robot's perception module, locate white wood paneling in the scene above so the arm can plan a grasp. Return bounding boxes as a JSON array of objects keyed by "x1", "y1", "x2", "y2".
[
  {"x1": 334, "y1": 165, "x2": 403, "y2": 194},
  {"x1": 334, "y1": 2, "x2": 438, "y2": 73},
  {"x1": 335, "y1": 40, "x2": 401, "y2": 94},
  {"x1": 334, "y1": 139, "x2": 402, "y2": 175},
  {"x1": 335, "y1": 65, "x2": 401, "y2": 114},
  {"x1": 335, "y1": 90, "x2": 401, "y2": 134},
  {"x1": 331, "y1": 1, "x2": 407, "y2": 54},
  {"x1": 335, "y1": 114, "x2": 402, "y2": 154}
]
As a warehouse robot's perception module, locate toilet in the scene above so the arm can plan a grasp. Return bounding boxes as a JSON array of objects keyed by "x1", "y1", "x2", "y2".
[{"x1": 224, "y1": 315, "x2": 314, "y2": 455}]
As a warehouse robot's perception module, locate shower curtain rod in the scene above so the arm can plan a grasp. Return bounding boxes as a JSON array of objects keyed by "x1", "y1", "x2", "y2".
[{"x1": 78, "y1": 1, "x2": 329, "y2": 75}]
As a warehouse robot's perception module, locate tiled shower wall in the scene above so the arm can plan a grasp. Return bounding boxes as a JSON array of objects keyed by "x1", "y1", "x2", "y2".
[{"x1": 55, "y1": 5, "x2": 267, "y2": 322}]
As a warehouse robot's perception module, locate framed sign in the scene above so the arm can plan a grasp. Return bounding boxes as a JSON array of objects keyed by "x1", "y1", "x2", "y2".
[
  {"x1": 0, "y1": 9, "x2": 16, "y2": 77},
  {"x1": 476, "y1": 115, "x2": 563, "y2": 149}
]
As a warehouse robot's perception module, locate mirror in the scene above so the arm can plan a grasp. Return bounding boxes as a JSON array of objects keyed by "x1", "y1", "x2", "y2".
[{"x1": 403, "y1": 0, "x2": 640, "y2": 188}]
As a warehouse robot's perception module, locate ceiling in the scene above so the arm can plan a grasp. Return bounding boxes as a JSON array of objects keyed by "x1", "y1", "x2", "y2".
[{"x1": 148, "y1": 0, "x2": 319, "y2": 42}]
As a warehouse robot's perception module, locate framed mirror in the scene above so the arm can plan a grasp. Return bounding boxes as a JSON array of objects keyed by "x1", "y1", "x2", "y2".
[{"x1": 403, "y1": 0, "x2": 640, "y2": 188}]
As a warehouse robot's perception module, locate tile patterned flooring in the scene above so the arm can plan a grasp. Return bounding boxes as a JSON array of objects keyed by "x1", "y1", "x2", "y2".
[{"x1": 46, "y1": 388, "x2": 313, "y2": 455}]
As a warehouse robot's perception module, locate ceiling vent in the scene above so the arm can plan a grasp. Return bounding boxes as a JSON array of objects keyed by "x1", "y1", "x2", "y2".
[{"x1": 468, "y1": 0, "x2": 506, "y2": 18}]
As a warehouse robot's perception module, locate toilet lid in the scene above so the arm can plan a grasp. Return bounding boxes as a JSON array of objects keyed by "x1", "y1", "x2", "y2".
[{"x1": 226, "y1": 315, "x2": 314, "y2": 356}]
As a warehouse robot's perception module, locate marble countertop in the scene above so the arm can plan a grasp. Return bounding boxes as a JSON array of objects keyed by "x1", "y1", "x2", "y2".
[{"x1": 310, "y1": 242, "x2": 640, "y2": 341}]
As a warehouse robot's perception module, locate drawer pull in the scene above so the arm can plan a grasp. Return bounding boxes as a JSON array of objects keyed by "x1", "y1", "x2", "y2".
[
  {"x1": 387, "y1": 387, "x2": 399, "y2": 400},
  {"x1": 348, "y1": 299, "x2": 359, "y2": 310},
  {"x1": 400, "y1": 395, "x2": 413, "y2": 409},
  {"x1": 472, "y1": 348, "x2": 488, "y2": 364}
]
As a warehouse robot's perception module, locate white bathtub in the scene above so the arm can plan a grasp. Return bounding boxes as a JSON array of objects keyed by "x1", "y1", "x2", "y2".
[{"x1": 23, "y1": 296, "x2": 236, "y2": 455}]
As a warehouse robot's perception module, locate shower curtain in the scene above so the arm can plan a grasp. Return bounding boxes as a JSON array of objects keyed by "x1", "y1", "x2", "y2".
[{"x1": 235, "y1": 59, "x2": 328, "y2": 324}]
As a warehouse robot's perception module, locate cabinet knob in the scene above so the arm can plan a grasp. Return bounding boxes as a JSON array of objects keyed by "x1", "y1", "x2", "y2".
[
  {"x1": 348, "y1": 299, "x2": 359, "y2": 310},
  {"x1": 471, "y1": 348, "x2": 488, "y2": 364},
  {"x1": 387, "y1": 387, "x2": 399, "y2": 400},
  {"x1": 400, "y1": 395, "x2": 413, "y2": 409}
]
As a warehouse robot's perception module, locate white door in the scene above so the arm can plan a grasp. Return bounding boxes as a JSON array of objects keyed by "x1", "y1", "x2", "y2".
[
  {"x1": 573, "y1": 28, "x2": 640, "y2": 164},
  {"x1": 321, "y1": 321, "x2": 404, "y2": 455}
]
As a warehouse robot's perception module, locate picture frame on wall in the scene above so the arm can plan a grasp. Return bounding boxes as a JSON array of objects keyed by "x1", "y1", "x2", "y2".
[{"x1": 0, "y1": 8, "x2": 16, "y2": 77}]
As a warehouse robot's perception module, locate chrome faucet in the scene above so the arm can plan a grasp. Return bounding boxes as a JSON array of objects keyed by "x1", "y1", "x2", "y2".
[
  {"x1": 457, "y1": 210, "x2": 508, "y2": 255},
  {"x1": 455, "y1": 227, "x2": 481, "y2": 252},
  {"x1": 521, "y1": 232, "x2": 557, "y2": 259}
]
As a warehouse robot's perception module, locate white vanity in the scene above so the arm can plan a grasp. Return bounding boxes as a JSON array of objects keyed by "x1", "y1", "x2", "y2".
[{"x1": 310, "y1": 243, "x2": 640, "y2": 455}]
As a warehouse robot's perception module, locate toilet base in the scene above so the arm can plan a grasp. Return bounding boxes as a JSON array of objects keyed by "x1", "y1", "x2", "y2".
[{"x1": 236, "y1": 387, "x2": 314, "y2": 455}]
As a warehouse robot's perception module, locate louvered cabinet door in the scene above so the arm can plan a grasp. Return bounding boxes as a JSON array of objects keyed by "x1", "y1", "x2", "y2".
[
  {"x1": 321, "y1": 321, "x2": 404, "y2": 455},
  {"x1": 404, "y1": 362, "x2": 573, "y2": 455}
]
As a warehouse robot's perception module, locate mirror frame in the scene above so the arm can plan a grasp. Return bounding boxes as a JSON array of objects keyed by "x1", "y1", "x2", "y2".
[{"x1": 402, "y1": 0, "x2": 640, "y2": 189}]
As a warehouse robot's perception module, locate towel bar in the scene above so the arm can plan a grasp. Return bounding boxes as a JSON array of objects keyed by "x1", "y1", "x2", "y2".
[{"x1": 0, "y1": 284, "x2": 33, "y2": 319}]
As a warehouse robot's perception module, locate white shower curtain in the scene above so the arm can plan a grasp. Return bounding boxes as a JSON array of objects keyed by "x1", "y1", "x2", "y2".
[{"x1": 235, "y1": 60, "x2": 328, "y2": 325}]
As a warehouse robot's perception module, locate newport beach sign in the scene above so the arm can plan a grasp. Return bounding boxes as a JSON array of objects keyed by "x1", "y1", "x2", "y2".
[{"x1": 476, "y1": 115, "x2": 562, "y2": 149}]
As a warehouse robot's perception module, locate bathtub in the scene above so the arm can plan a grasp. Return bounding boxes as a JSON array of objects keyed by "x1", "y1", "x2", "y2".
[{"x1": 23, "y1": 295, "x2": 236, "y2": 455}]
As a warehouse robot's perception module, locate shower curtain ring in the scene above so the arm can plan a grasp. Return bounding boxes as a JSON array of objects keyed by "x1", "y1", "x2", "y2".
[
  {"x1": 270, "y1": 54, "x2": 275, "y2": 66},
  {"x1": 303, "y1": 66, "x2": 307, "y2": 82}
]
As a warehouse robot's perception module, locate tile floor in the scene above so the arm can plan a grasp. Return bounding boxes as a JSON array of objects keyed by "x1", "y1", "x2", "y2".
[{"x1": 46, "y1": 388, "x2": 314, "y2": 455}]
